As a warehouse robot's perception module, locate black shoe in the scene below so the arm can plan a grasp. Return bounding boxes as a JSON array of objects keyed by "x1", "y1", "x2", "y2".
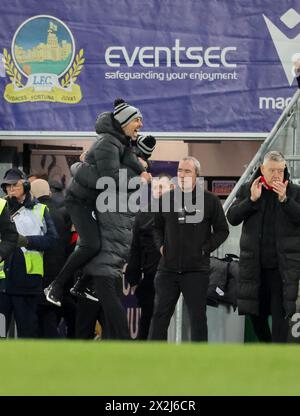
[
  {"x1": 70, "y1": 285, "x2": 99, "y2": 302},
  {"x1": 44, "y1": 281, "x2": 63, "y2": 307}
]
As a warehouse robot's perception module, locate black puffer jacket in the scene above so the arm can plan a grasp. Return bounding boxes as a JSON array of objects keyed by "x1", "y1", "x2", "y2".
[
  {"x1": 227, "y1": 168, "x2": 300, "y2": 317},
  {"x1": 84, "y1": 210, "x2": 134, "y2": 278},
  {"x1": 66, "y1": 112, "x2": 144, "y2": 204},
  {"x1": 81, "y1": 112, "x2": 145, "y2": 278}
]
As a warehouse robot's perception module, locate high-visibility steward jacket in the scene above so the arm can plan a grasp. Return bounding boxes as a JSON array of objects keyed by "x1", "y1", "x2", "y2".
[
  {"x1": 0, "y1": 203, "x2": 47, "y2": 279},
  {"x1": 0, "y1": 199, "x2": 8, "y2": 279},
  {"x1": 0, "y1": 198, "x2": 7, "y2": 214}
]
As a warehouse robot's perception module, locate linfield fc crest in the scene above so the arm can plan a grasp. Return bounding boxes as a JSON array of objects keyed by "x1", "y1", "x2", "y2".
[{"x1": 3, "y1": 15, "x2": 85, "y2": 103}]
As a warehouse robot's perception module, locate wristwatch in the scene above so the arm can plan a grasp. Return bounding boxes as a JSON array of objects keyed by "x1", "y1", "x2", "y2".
[{"x1": 280, "y1": 196, "x2": 288, "y2": 204}]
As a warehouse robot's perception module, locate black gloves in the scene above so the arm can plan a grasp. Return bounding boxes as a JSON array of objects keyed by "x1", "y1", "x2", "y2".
[{"x1": 17, "y1": 234, "x2": 28, "y2": 248}]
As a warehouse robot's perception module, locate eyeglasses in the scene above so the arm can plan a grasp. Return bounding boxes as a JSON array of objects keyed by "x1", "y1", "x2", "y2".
[{"x1": 5, "y1": 183, "x2": 22, "y2": 190}]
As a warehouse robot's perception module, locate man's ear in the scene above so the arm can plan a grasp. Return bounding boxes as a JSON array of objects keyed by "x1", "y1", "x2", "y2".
[{"x1": 260, "y1": 164, "x2": 265, "y2": 176}]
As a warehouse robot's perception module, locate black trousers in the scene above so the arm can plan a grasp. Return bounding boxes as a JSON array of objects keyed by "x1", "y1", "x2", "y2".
[
  {"x1": 93, "y1": 275, "x2": 129, "y2": 340},
  {"x1": 149, "y1": 270, "x2": 209, "y2": 342},
  {"x1": 135, "y1": 276, "x2": 155, "y2": 340},
  {"x1": 56, "y1": 199, "x2": 101, "y2": 286},
  {"x1": 37, "y1": 302, "x2": 60, "y2": 338},
  {"x1": 0, "y1": 293, "x2": 39, "y2": 338},
  {"x1": 75, "y1": 298, "x2": 103, "y2": 340},
  {"x1": 250, "y1": 268, "x2": 289, "y2": 343},
  {"x1": 58, "y1": 294, "x2": 77, "y2": 339}
]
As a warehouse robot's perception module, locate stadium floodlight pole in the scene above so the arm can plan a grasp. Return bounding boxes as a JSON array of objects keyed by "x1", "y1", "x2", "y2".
[{"x1": 223, "y1": 88, "x2": 300, "y2": 214}]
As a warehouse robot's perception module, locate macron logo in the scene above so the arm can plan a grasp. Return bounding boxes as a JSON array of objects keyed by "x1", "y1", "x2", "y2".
[{"x1": 263, "y1": 8, "x2": 300, "y2": 85}]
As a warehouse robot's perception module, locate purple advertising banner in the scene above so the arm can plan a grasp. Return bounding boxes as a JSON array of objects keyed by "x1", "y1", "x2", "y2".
[{"x1": 0, "y1": 0, "x2": 300, "y2": 133}]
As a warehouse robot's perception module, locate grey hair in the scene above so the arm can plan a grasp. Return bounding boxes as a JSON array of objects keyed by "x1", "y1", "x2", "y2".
[
  {"x1": 180, "y1": 156, "x2": 201, "y2": 176},
  {"x1": 263, "y1": 150, "x2": 285, "y2": 165}
]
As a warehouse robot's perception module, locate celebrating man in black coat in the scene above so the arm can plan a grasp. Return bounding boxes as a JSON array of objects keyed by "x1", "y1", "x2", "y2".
[
  {"x1": 149, "y1": 156, "x2": 229, "y2": 342},
  {"x1": 227, "y1": 150, "x2": 300, "y2": 343}
]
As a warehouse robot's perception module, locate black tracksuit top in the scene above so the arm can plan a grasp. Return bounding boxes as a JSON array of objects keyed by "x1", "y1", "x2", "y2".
[{"x1": 153, "y1": 187, "x2": 229, "y2": 273}]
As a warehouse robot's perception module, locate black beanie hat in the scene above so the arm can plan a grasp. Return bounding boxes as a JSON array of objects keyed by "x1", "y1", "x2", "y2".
[
  {"x1": 137, "y1": 134, "x2": 156, "y2": 156},
  {"x1": 113, "y1": 98, "x2": 143, "y2": 127}
]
